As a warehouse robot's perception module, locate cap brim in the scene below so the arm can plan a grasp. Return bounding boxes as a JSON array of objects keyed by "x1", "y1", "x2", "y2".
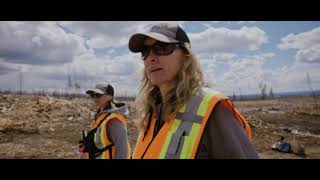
[
  {"x1": 129, "y1": 32, "x2": 179, "y2": 53},
  {"x1": 86, "y1": 88, "x2": 104, "y2": 94}
]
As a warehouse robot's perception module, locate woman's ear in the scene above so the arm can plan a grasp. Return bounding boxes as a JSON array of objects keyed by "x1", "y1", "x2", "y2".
[{"x1": 106, "y1": 94, "x2": 113, "y2": 101}]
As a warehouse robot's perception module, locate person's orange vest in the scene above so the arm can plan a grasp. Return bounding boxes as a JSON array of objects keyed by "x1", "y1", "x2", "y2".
[
  {"x1": 132, "y1": 87, "x2": 252, "y2": 159},
  {"x1": 80, "y1": 113, "x2": 131, "y2": 159}
]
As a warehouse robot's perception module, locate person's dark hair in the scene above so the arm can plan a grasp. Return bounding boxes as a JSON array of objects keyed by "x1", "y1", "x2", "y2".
[
  {"x1": 106, "y1": 84, "x2": 114, "y2": 97},
  {"x1": 111, "y1": 99, "x2": 125, "y2": 108}
]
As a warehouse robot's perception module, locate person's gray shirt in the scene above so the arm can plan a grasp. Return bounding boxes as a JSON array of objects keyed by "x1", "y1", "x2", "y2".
[{"x1": 106, "y1": 119, "x2": 129, "y2": 159}]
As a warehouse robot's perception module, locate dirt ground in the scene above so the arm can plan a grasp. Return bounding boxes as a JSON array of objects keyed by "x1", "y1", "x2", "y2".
[{"x1": 0, "y1": 93, "x2": 319, "y2": 159}]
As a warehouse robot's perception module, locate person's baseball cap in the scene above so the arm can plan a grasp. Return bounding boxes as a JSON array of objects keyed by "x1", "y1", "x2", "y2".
[
  {"x1": 86, "y1": 83, "x2": 114, "y2": 96},
  {"x1": 129, "y1": 23, "x2": 190, "y2": 53}
]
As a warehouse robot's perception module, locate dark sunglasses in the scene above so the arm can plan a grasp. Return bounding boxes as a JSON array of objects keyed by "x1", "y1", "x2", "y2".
[
  {"x1": 90, "y1": 93, "x2": 103, "y2": 99},
  {"x1": 141, "y1": 42, "x2": 184, "y2": 61}
]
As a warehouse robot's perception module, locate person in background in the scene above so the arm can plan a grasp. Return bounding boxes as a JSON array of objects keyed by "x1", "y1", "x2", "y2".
[{"x1": 79, "y1": 83, "x2": 130, "y2": 159}]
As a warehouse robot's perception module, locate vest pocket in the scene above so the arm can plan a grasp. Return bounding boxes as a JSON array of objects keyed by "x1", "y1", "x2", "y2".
[
  {"x1": 165, "y1": 120, "x2": 195, "y2": 159},
  {"x1": 166, "y1": 131, "x2": 187, "y2": 159},
  {"x1": 179, "y1": 136, "x2": 192, "y2": 159}
]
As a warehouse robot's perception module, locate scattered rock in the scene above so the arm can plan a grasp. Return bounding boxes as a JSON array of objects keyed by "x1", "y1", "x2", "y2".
[{"x1": 67, "y1": 116, "x2": 74, "y2": 121}]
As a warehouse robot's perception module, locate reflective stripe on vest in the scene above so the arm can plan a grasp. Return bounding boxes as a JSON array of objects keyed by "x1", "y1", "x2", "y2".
[{"x1": 132, "y1": 87, "x2": 252, "y2": 159}]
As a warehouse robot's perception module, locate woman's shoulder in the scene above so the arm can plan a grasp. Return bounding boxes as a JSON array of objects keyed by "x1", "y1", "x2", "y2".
[
  {"x1": 107, "y1": 113, "x2": 127, "y2": 126},
  {"x1": 194, "y1": 86, "x2": 228, "y2": 100},
  {"x1": 107, "y1": 117, "x2": 126, "y2": 127}
]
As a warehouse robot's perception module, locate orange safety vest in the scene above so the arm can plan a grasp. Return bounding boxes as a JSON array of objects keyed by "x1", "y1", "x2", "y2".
[
  {"x1": 132, "y1": 87, "x2": 252, "y2": 159},
  {"x1": 80, "y1": 112, "x2": 131, "y2": 159}
]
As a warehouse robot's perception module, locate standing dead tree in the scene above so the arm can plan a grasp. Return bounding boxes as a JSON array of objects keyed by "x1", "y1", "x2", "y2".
[
  {"x1": 259, "y1": 82, "x2": 267, "y2": 100},
  {"x1": 19, "y1": 69, "x2": 23, "y2": 95},
  {"x1": 232, "y1": 91, "x2": 237, "y2": 101},
  {"x1": 269, "y1": 86, "x2": 274, "y2": 99},
  {"x1": 306, "y1": 72, "x2": 318, "y2": 107},
  {"x1": 306, "y1": 72, "x2": 316, "y2": 98}
]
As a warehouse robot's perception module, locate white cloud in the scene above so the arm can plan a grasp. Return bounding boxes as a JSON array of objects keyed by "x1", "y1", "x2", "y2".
[
  {"x1": 189, "y1": 26, "x2": 268, "y2": 53},
  {"x1": 278, "y1": 27, "x2": 320, "y2": 63},
  {"x1": 0, "y1": 35, "x2": 144, "y2": 95},
  {"x1": 0, "y1": 21, "x2": 87, "y2": 65},
  {"x1": 205, "y1": 53, "x2": 275, "y2": 95},
  {"x1": 270, "y1": 61, "x2": 320, "y2": 92},
  {"x1": 198, "y1": 52, "x2": 237, "y2": 64},
  {"x1": 218, "y1": 54, "x2": 320, "y2": 94},
  {"x1": 0, "y1": 64, "x2": 17, "y2": 75},
  {"x1": 0, "y1": 59, "x2": 19, "y2": 75},
  {"x1": 72, "y1": 52, "x2": 143, "y2": 95},
  {"x1": 295, "y1": 44, "x2": 320, "y2": 63},
  {"x1": 211, "y1": 53, "x2": 237, "y2": 63},
  {"x1": 105, "y1": 53, "x2": 143, "y2": 76},
  {"x1": 237, "y1": 21, "x2": 256, "y2": 24},
  {"x1": 59, "y1": 21, "x2": 150, "y2": 49},
  {"x1": 227, "y1": 53, "x2": 270, "y2": 79},
  {"x1": 278, "y1": 27, "x2": 320, "y2": 50},
  {"x1": 64, "y1": 50, "x2": 143, "y2": 91}
]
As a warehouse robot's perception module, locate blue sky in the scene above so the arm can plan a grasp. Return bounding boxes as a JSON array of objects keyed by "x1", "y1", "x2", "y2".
[{"x1": 0, "y1": 21, "x2": 319, "y2": 96}]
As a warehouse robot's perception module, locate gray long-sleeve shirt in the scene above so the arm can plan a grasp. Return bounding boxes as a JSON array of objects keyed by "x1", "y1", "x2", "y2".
[{"x1": 106, "y1": 118, "x2": 129, "y2": 159}]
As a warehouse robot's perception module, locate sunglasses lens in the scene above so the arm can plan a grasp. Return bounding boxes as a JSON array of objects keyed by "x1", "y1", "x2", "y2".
[
  {"x1": 141, "y1": 46, "x2": 151, "y2": 60},
  {"x1": 141, "y1": 43, "x2": 180, "y2": 60},
  {"x1": 153, "y1": 44, "x2": 175, "y2": 55},
  {"x1": 90, "y1": 93, "x2": 102, "y2": 98}
]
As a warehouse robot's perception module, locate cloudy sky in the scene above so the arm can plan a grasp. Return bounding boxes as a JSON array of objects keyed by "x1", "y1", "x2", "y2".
[{"x1": 0, "y1": 21, "x2": 319, "y2": 96}]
